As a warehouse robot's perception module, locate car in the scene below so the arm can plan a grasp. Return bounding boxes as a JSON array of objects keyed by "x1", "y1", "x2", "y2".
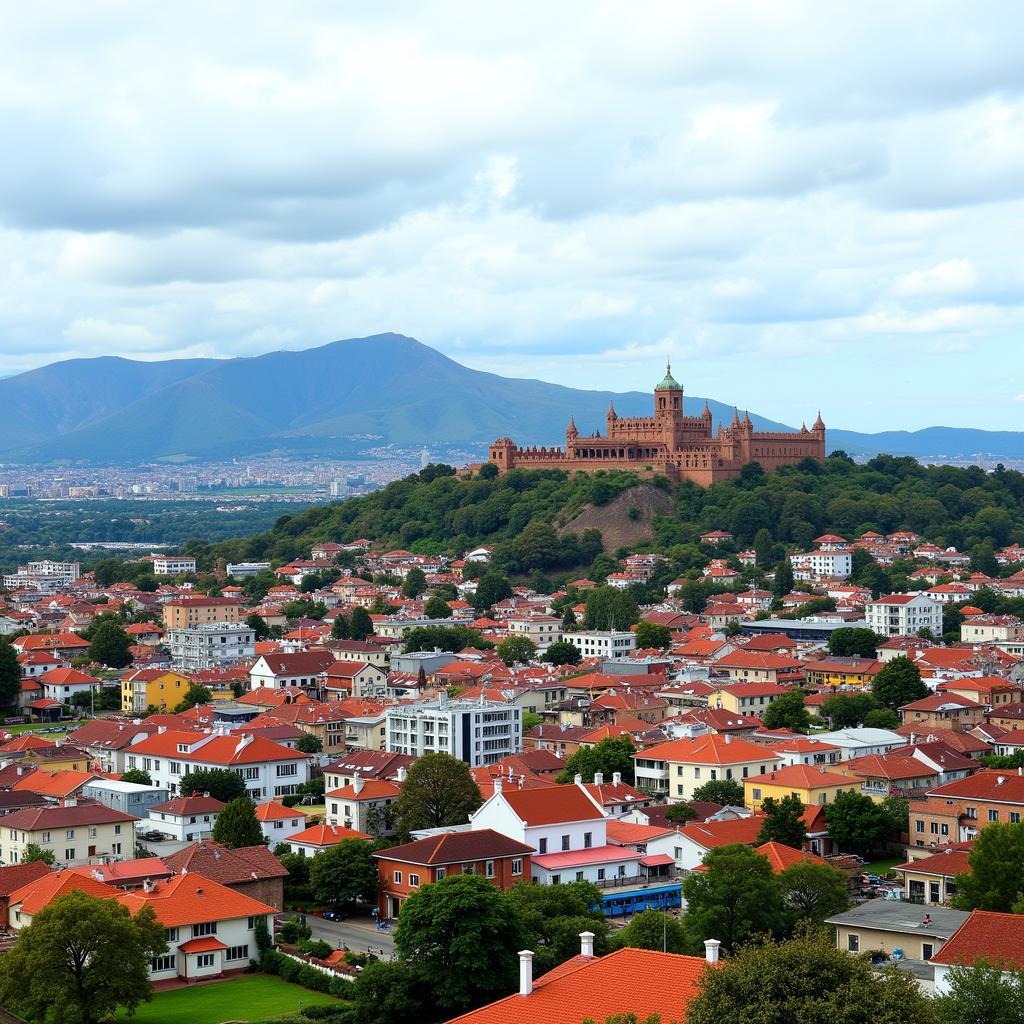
[
  {"x1": 141, "y1": 830, "x2": 166, "y2": 841},
  {"x1": 321, "y1": 909, "x2": 348, "y2": 921}
]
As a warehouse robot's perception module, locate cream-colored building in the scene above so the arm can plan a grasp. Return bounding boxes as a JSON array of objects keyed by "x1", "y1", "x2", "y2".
[
  {"x1": 162, "y1": 596, "x2": 243, "y2": 630},
  {"x1": 1, "y1": 801, "x2": 137, "y2": 867},
  {"x1": 826, "y1": 901, "x2": 968, "y2": 969}
]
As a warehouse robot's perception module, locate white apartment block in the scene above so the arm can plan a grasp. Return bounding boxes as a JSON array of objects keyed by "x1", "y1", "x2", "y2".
[
  {"x1": 866, "y1": 594, "x2": 943, "y2": 638},
  {"x1": 2, "y1": 560, "x2": 81, "y2": 591},
  {"x1": 789, "y1": 550, "x2": 853, "y2": 579},
  {"x1": 168, "y1": 622, "x2": 256, "y2": 670},
  {"x1": 506, "y1": 614, "x2": 562, "y2": 652},
  {"x1": 565, "y1": 630, "x2": 637, "y2": 660},
  {"x1": 385, "y1": 696, "x2": 522, "y2": 767},
  {"x1": 225, "y1": 562, "x2": 271, "y2": 578},
  {"x1": 151, "y1": 554, "x2": 198, "y2": 575}
]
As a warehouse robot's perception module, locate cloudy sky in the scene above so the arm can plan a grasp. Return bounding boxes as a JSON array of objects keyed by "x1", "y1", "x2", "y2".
[{"x1": 2, "y1": 2, "x2": 1023, "y2": 431}]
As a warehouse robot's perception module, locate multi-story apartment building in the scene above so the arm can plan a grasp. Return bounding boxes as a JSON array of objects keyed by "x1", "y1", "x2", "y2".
[
  {"x1": 162, "y1": 597, "x2": 243, "y2": 630},
  {"x1": 385, "y1": 696, "x2": 522, "y2": 767},
  {"x1": 2, "y1": 560, "x2": 80, "y2": 591},
  {"x1": 167, "y1": 622, "x2": 256, "y2": 671},
  {"x1": 909, "y1": 770, "x2": 1024, "y2": 847},
  {"x1": 505, "y1": 614, "x2": 563, "y2": 653},
  {"x1": 120, "y1": 669, "x2": 191, "y2": 713},
  {"x1": 150, "y1": 554, "x2": 198, "y2": 575},
  {"x1": 789, "y1": 549, "x2": 853, "y2": 579},
  {"x1": 225, "y1": 562, "x2": 271, "y2": 578},
  {"x1": 564, "y1": 631, "x2": 637, "y2": 660},
  {"x1": 124, "y1": 730, "x2": 309, "y2": 800},
  {"x1": 865, "y1": 594, "x2": 943, "y2": 638},
  {"x1": 0, "y1": 800, "x2": 137, "y2": 867}
]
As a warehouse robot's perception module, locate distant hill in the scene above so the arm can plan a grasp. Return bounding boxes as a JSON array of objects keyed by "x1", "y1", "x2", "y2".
[{"x1": 0, "y1": 332, "x2": 1020, "y2": 463}]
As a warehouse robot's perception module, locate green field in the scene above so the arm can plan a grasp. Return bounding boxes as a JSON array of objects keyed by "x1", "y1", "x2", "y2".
[
  {"x1": 117, "y1": 975, "x2": 345, "y2": 1024},
  {"x1": 863, "y1": 856, "x2": 903, "y2": 877}
]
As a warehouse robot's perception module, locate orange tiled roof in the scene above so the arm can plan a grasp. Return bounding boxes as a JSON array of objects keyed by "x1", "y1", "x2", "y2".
[
  {"x1": 930, "y1": 910, "x2": 1024, "y2": 969},
  {"x1": 289, "y1": 823, "x2": 371, "y2": 846}
]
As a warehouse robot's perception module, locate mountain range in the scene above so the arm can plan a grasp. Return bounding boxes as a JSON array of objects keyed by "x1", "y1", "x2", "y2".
[{"x1": 0, "y1": 333, "x2": 1019, "y2": 464}]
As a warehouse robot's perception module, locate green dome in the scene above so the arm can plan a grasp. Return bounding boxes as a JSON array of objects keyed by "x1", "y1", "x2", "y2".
[{"x1": 655, "y1": 361, "x2": 681, "y2": 391}]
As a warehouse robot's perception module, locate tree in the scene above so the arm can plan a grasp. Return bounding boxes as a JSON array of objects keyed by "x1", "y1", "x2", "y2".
[
  {"x1": 310, "y1": 839, "x2": 378, "y2": 908},
  {"x1": 772, "y1": 559, "x2": 794, "y2": 599},
  {"x1": 934, "y1": 958, "x2": 1024, "y2": 1024},
  {"x1": 682, "y1": 843, "x2": 786, "y2": 953},
  {"x1": 394, "y1": 873, "x2": 529, "y2": 1012},
  {"x1": 821, "y1": 691, "x2": 878, "y2": 729},
  {"x1": 515, "y1": 520, "x2": 561, "y2": 571},
  {"x1": 173, "y1": 684, "x2": 212, "y2": 713},
  {"x1": 402, "y1": 567, "x2": 428, "y2": 599},
  {"x1": 522, "y1": 710, "x2": 543, "y2": 731},
  {"x1": 180, "y1": 767, "x2": 246, "y2": 802},
  {"x1": 497, "y1": 634, "x2": 537, "y2": 665},
  {"x1": 634, "y1": 620, "x2": 673, "y2": 649},
  {"x1": 611, "y1": 908, "x2": 688, "y2": 953},
  {"x1": 828, "y1": 627, "x2": 885, "y2": 658},
  {"x1": 88, "y1": 619, "x2": 132, "y2": 668},
  {"x1": 22, "y1": 843, "x2": 56, "y2": 865},
  {"x1": 557, "y1": 736, "x2": 636, "y2": 784},
  {"x1": 692, "y1": 779, "x2": 745, "y2": 806},
  {"x1": 472, "y1": 571, "x2": 513, "y2": 612},
  {"x1": 544, "y1": 639, "x2": 582, "y2": 666},
  {"x1": 295, "y1": 732, "x2": 322, "y2": 754},
  {"x1": 953, "y1": 821, "x2": 1024, "y2": 912},
  {"x1": 120, "y1": 768, "x2": 153, "y2": 786},
  {"x1": 394, "y1": 752, "x2": 483, "y2": 834},
  {"x1": 403, "y1": 625, "x2": 492, "y2": 653},
  {"x1": 246, "y1": 613, "x2": 270, "y2": 640},
  {"x1": 0, "y1": 889, "x2": 166, "y2": 1024},
  {"x1": 349, "y1": 606, "x2": 375, "y2": 641},
  {"x1": 423, "y1": 595, "x2": 452, "y2": 619},
  {"x1": 778, "y1": 861, "x2": 850, "y2": 924},
  {"x1": 506, "y1": 880, "x2": 608, "y2": 973},
  {"x1": 685, "y1": 926, "x2": 936, "y2": 1024},
  {"x1": 584, "y1": 586, "x2": 639, "y2": 631},
  {"x1": 0, "y1": 639, "x2": 19, "y2": 712},
  {"x1": 664, "y1": 802, "x2": 697, "y2": 824},
  {"x1": 762, "y1": 690, "x2": 810, "y2": 732},
  {"x1": 330, "y1": 613, "x2": 350, "y2": 639},
  {"x1": 823, "y1": 789, "x2": 896, "y2": 856},
  {"x1": 754, "y1": 527, "x2": 775, "y2": 568},
  {"x1": 872, "y1": 655, "x2": 928, "y2": 710},
  {"x1": 349, "y1": 958, "x2": 430, "y2": 1024},
  {"x1": 863, "y1": 707, "x2": 901, "y2": 729},
  {"x1": 757, "y1": 795, "x2": 808, "y2": 849},
  {"x1": 212, "y1": 796, "x2": 265, "y2": 849}
]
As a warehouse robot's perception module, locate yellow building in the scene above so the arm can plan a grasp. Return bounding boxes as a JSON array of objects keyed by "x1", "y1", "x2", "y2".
[
  {"x1": 802, "y1": 657, "x2": 883, "y2": 688},
  {"x1": 121, "y1": 669, "x2": 191, "y2": 713},
  {"x1": 706, "y1": 681, "x2": 791, "y2": 715},
  {"x1": 744, "y1": 764, "x2": 858, "y2": 810}
]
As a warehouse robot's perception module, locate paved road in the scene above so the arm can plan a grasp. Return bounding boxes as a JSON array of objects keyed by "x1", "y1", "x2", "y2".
[{"x1": 303, "y1": 914, "x2": 395, "y2": 959}]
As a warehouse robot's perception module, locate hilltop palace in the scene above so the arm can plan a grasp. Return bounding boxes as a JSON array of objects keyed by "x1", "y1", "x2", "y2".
[{"x1": 485, "y1": 363, "x2": 825, "y2": 486}]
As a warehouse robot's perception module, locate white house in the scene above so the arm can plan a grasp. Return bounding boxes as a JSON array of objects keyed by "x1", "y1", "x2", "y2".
[
  {"x1": 254, "y1": 800, "x2": 309, "y2": 845},
  {"x1": 248, "y1": 652, "x2": 335, "y2": 694},
  {"x1": 146, "y1": 794, "x2": 225, "y2": 842},
  {"x1": 151, "y1": 555, "x2": 198, "y2": 576},
  {"x1": 565, "y1": 631, "x2": 637, "y2": 660},
  {"x1": 789, "y1": 550, "x2": 853, "y2": 579},
  {"x1": 865, "y1": 594, "x2": 943, "y2": 638}
]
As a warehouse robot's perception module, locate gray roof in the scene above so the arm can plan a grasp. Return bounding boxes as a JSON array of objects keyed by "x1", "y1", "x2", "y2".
[{"x1": 825, "y1": 898, "x2": 969, "y2": 939}]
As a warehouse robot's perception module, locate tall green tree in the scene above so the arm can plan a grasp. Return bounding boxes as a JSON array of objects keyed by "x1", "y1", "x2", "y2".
[
  {"x1": 349, "y1": 606, "x2": 375, "y2": 641},
  {"x1": 953, "y1": 821, "x2": 1024, "y2": 913},
  {"x1": 22, "y1": 843, "x2": 56, "y2": 865},
  {"x1": 294, "y1": 732, "x2": 322, "y2": 753},
  {"x1": 423, "y1": 595, "x2": 452, "y2": 619},
  {"x1": 584, "y1": 586, "x2": 639, "y2": 631},
  {"x1": 246, "y1": 613, "x2": 270, "y2": 640},
  {"x1": 757, "y1": 795, "x2": 808, "y2": 849},
  {"x1": 179, "y1": 767, "x2": 247, "y2": 802},
  {"x1": 472, "y1": 571, "x2": 513, "y2": 612},
  {"x1": 173, "y1": 684, "x2": 212, "y2": 713},
  {"x1": 349, "y1": 959, "x2": 430, "y2": 1024},
  {"x1": 762, "y1": 690, "x2": 810, "y2": 732},
  {"x1": 394, "y1": 873, "x2": 529, "y2": 1013},
  {"x1": 772, "y1": 559, "x2": 795, "y2": 599},
  {"x1": 821, "y1": 692, "x2": 878, "y2": 729},
  {"x1": 543, "y1": 639, "x2": 582, "y2": 666},
  {"x1": 211, "y1": 796, "x2": 264, "y2": 849},
  {"x1": 309, "y1": 839, "x2": 378, "y2": 908},
  {"x1": 611, "y1": 908, "x2": 688, "y2": 953},
  {"x1": 823, "y1": 789, "x2": 897, "y2": 856},
  {"x1": 753, "y1": 527, "x2": 775, "y2": 568},
  {"x1": 0, "y1": 639, "x2": 20, "y2": 712},
  {"x1": 778, "y1": 861, "x2": 850, "y2": 924},
  {"x1": 634, "y1": 620, "x2": 673, "y2": 649},
  {"x1": 401, "y1": 567, "x2": 428, "y2": 599},
  {"x1": 871, "y1": 655, "x2": 928, "y2": 710},
  {"x1": 556, "y1": 736, "x2": 636, "y2": 784},
  {"x1": 0, "y1": 890, "x2": 167, "y2": 1024},
  {"x1": 120, "y1": 768, "x2": 153, "y2": 786},
  {"x1": 496, "y1": 634, "x2": 537, "y2": 665},
  {"x1": 506, "y1": 880, "x2": 608, "y2": 973},
  {"x1": 685, "y1": 926, "x2": 936, "y2": 1024},
  {"x1": 692, "y1": 779, "x2": 745, "y2": 806},
  {"x1": 682, "y1": 843, "x2": 787, "y2": 953},
  {"x1": 330, "y1": 613, "x2": 350, "y2": 639},
  {"x1": 934, "y1": 957, "x2": 1024, "y2": 1024},
  {"x1": 828, "y1": 627, "x2": 884, "y2": 658},
  {"x1": 394, "y1": 752, "x2": 483, "y2": 834},
  {"x1": 88, "y1": 619, "x2": 132, "y2": 668}
]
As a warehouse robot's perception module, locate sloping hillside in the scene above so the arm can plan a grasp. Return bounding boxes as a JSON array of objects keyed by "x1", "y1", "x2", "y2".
[{"x1": 556, "y1": 485, "x2": 675, "y2": 552}]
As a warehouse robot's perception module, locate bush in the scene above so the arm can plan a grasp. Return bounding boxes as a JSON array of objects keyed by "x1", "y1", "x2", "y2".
[
  {"x1": 298, "y1": 938, "x2": 333, "y2": 959},
  {"x1": 281, "y1": 794, "x2": 302, "y2": 807},
  {"x1": 279, "y1": 917, "x2": 313, "y2": 944},
  {"x1": 260, "y1": 947, "x2": 352, "y2": 998}
]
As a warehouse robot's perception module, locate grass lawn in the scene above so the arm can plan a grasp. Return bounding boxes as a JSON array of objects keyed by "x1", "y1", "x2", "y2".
[
  {"x1": 4, "y1": 722, "x2": 73, "y2": 735},
  {"x1": 300, "y1": 804, "x2": 325, "y2": 818},
  {"x1": 117, "y1": 975, "x2": 345, "y2": 1024},
  {"x1": 863, "y1": 856, "x2": 903, "y2": 877}
]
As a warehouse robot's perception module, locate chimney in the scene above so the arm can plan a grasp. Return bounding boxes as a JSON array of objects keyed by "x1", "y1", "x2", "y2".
[
  {"x1": 143, "y1": 878, "x2": 155, "y2": 892},
  {"x1": 353, "y1": 773, "x2": 364, "y2": 795},
  {"x1": 397, "y1": 767, "x2": 408, "y2": 783},
  {"x1": 519, "y1": 950, "x2": 534, "y2": 996},
  {"x1": 493, "y1": 776, "x2": 503, "y2": 795},
  {"x1": 594, "y1": 772, "x2": 604, "y2": 786},
  {"x1": 579, "y1": 931, "x2": 595, "y2": 958},
  {"x1": 704, "y1": 939, "x2": 721, "y2": 964},
  {"x1": 724, "y1": 733, "x2": 732, "y2": 744},
  {"x1": 157, "y1": 725, "x2": 166, "y2": 734},
  {"x1": 613, "y1": 771, "x2": 622, "y2": 787},
  {"x1": 574, "y1": 773, "x2": 583, "y2": 785}
]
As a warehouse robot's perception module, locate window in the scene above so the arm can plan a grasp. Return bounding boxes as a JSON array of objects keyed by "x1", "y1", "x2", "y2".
[
  {"x1": 561, "y1": 835, "x2": 570, "y2": 851},
  {"x1": 485, "y1": 861, "x2": 495, "y2": 878},
  {"x1": 41, "y1": 831, "x2": 50, "y2": 843},
  {"x1": 575, "y1": 871, "x2": 584, "y2": 881},
  {"x1": 847, "y1": 934, "x2": 860, "y2": 952},
  {"x1": 538, "y1": 838, "x2": 548, "y2": 854},
  {"x1": 151, "y1": 954, "x2": 177, "y2": 973},
  {"x1": 165, "y1": 927, "x2": 180, "y2": 942},
  {"x1": 393, "y1": 871, "x2": 403, "y2": 885},
  {"x1": 583, "y1": 832, "x2": 592, "y2": 849},
  {"x1": 597, "y1": 867, "x2": 606, "y2": 880},
  {"x1": 65, "y1": 848, "x2": 75, "y2": 860},
  {"x1": 114, "y1": 825, "x2": 121, "y2": 835},
  {"x1": 276, "y1": 763, "x2": 298, "y2": 777},
  {"x1": 915, "y1": 820, "x2": 925, "y2": 833},
  {"x1": 922, "y1": 943, "x2": 934, "y2": 961},
  {"x1": 988, "y1": 809, "x2": 999, "y2": 822},
  {"x1": 693, "y1": 767, "x2": 701, "y2": 779},
  {"x1": 409, "y1": 874, "x2": 420, "y2": 888},
  {"x1": 247, "y1": 917, "x2": 258, "y2": 929},
  {"x1": 227, "y1": 944, "x2": 249, "y2": 961},
  {"x1": 511, "y1": 859, "x2": 522, "y2": 876},
  {"x1": 197, "y1": 953, "x2": 215, "y2": 968},
  {"x1": 930, "y1": 822, "x2": 939, "y2": 834},
  {"x1": 752, "y1": 789, "x2": 761, "y2": 801},
  {"x1": 435, "y1": 867, "x2": 446, "y2": 879},
  {"x1": 66, "y1": 830, "x2": 75, "y2": 840},
  {"x1": 551, "y1": 874, "x2": 561, "y2": 885},
  {"x1": 192, "y1": 922, "x2": 217, "y2": 937},
  {"x1": 1013, "y1": 813, "x2": 1021, "y2": 824}
]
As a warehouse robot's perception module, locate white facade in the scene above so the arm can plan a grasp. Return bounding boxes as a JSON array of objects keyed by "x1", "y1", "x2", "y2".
[
  {"x1": 866, "y1": 594, "x2": 943, "y2": 637},
  {"x1": 226, "y1": 562, "x2": 271, "y2": 578},
  {"x1": 2, "y1": 560, "x2": 80, "y2": 591},
  {"x1": 385, "y1": 697, "x2": 522, "y2": 767},
  {"x1": 789, "y1": 550, "x2": 853, "y2": 579},
  {"x1": 257, "y1": 813, "x2": 309, "y2": 845},
  {"x1": 566, "y1": 631, "x2": 637, "y2": 660},
  {"x1": 168, "y1": 622, "x2": 256, "y2": 670},
  {"x1": 506, "y1": 615, "x2": 562, "y2": 652},
  {"x1": 146, "y1": 806, "x2": 220, "y2": 842},
  {"x1": 152, "y1": 555, "x2": 198, "y2": 575}
]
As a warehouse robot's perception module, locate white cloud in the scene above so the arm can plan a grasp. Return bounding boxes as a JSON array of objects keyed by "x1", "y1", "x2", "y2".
[{"x1": 892, "y1": 258, "x2": 978, "y2": 297}]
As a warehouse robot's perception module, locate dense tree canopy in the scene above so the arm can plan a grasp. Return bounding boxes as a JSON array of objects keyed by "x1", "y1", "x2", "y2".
[
  {"x1": 953, "y1": 821, "x2": 1024, "y2": 913},
  {"x1": 828, "y1": 627, "x2": 886, "y2": 658},
  {"x1": 763, "y1": 690, "x2": 811, "y2": 732},
  {"x1": 692, "y1": 779, "x2": 745, "y2": 806},
  {"x1": 556, "y1": 736, "x2": 636, "y2": 784},
  {"x1": 179, "y1": 767, "x2": 247, "y2": 802},
  {"x1": 211, "y1": 796, "x2": 264, "y2": 849},
  {"x1": 309, "y1": 839, "x2": 379, "y2": 908},
  {"x1": 757, "y1": 795, "x2": 809, "y2": 848},
  {"x1": 872, "y1": 656, "x2": 929, "y2": 710},
  {"x1": 506, "y1": 880, "x2": 608, "y2": 973},
  {"x1": 394, "y1": 752, "x2": 483, "y2": 834}
]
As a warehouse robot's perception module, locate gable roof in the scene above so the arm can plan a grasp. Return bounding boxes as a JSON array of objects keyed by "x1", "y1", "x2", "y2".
[
  {"x1": 637, "y1": 733, "x2": 781, "y2": 766},
  {"x1": 288, "y1": 823, "x2": 371, "y2": 846},
  {"x1": 162, "y1": 841, "x2": 288, "y2": 883},
  {"x1": 931, "y1": 910, "x2": 1024, "y2": 969},
  {"x1": 0, "y1": 861, "x2": 51, "y2": 898},
  {"x1": 115, "y1": 869, "x2": 275, "y2": 927},
  {"x1": 755, "y1": 841, "x2": 827, "y2": 874},
  {"x1": 495, "y1": 785, "x2": 605, "y2": 826},
  {"x1": 376, "y1": 829, "x2": 534, "y2": 866}
]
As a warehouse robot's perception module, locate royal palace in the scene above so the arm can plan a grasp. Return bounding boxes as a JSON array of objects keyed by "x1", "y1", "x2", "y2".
[{"x1": 486, "y1": 363, "x2": 825, "y2": 486}]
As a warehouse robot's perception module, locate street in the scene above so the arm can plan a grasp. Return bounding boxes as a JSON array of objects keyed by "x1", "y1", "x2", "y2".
[{"x1": 303, "y1": 913, "x2": 395, "y2": 959}]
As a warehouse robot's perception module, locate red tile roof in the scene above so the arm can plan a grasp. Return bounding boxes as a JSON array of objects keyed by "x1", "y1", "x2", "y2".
[
  {"x1": 931, "y1": 910, "x2": 1024, "y2": 969},
  {"x1": 125, "y1": 730, "x2": 306, "y2": 765},
  {"x1": 375, "y1": 829, "x2": 533, "y2": 866},
  {"x1": 496, "y1": 785, "x2": 605, "y2": 826},
  {"x1": 637, "y1": 733, "x2": 781, "y2": 766},
  {"x1": 746, "y1": 764, "x2": 853, "y2": 788},
  {"x1": 150, "y1": 795, "x2": 226, "y2": 816},
  {"x1": 289, "y1": 823, "x2": 371, "y2": 846},
  {"x1": 755, "y1": 841, "x2": 826, "y2": 874},
  {"x1": 0, "y1": 861, "x2": 51, "y2": 898},
  {"x1": 926, "y1": 769, "x2": 1024, "y2": 804},
  {"x1": 162, "y1": 841, "x2": 288, "y2": 883},
  {"x1": 116, "y1": 870, "x2": 275, "y2": 927}
]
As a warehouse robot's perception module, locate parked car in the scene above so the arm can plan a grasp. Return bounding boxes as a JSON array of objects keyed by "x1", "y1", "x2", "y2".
[{"x1": 321, "y1": 909, "x2": 348, "y2": 921}]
